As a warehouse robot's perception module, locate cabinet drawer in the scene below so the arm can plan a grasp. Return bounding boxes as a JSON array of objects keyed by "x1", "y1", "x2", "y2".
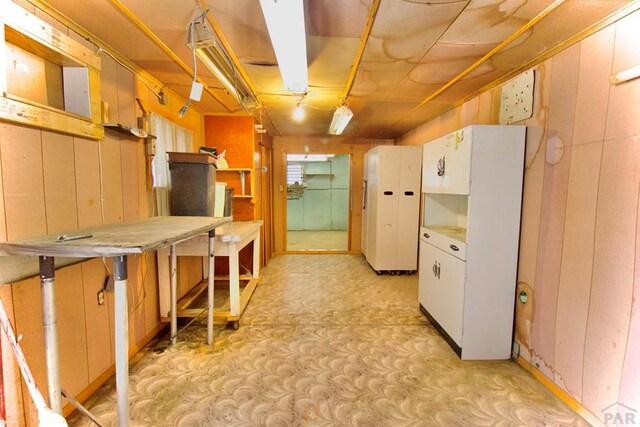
[{"x1": 421, "y1": 227, "x2": 466, "y2": 260}]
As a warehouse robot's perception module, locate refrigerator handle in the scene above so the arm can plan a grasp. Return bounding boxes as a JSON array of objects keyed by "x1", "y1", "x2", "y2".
[{"x1": 363, "y1": 180, "x2": 368, "y2": 210}]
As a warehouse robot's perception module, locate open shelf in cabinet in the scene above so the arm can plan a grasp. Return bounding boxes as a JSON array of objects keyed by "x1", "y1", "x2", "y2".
[{"x1": 422, "y1": 193, "x2": 468, "y2": 243}]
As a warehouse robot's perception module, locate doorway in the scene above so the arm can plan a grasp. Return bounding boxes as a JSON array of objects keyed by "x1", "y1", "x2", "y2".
[{"x1": 286, "y1": 153, "x2": 350, "y2": 251}]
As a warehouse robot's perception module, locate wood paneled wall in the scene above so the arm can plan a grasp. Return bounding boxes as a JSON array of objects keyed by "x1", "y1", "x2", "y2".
[
  {"x1": 397, "y1": 10, "x2": 640, "y2": 424},
  {"x1": 272, "y1": 136, "x2": 394, "y2": 254},
  {"x1": 0, "y1": 2, "x2": 205, "y2": 424}
]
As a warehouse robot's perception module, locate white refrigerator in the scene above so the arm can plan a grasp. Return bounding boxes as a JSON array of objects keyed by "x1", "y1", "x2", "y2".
[{"x1": 361, "y1": 145, "x2": 422, "y2": 274}]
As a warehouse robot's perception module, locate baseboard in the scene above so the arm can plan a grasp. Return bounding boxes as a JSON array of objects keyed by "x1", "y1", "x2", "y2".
[
  {"x1": 516, "y1": 356, "x2": 603, "y2": 426},
  {"x1": 62, "y1": 323, "x2": 168, "y2": 418}
]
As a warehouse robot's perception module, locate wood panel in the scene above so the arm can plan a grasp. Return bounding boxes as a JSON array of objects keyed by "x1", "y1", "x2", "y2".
[
  {"x1": 120, "y1": 139, "x2": 140, "y2": 221},
  {"x1": 552, "y1": 140, "x2": 602, "y2": 399},
  {"x1": 116, "y1": 64, "x2": 136, "y2": 128},
  {"x1": 572, "y1": 26, "x2": 614, "y2": 145},
  {"x1": 81, "y1": 258, "x2": 112, "y2": 381},
  {"x1": 0, "y1": 123, "x2": 46, "y2": 240},
  {"x1": 0, "y1": 284, "x2": 25, "y2": 426},
  {"x1": 604, "y1": 11, "x2": 640, "y2": 141},
  {"x1": 12, "y1": 276, "x2": 45, "y2": 425},
  {"x1": 530, "y1": 45, "x2": 580, "y2": 378},
  {"x1": 552, "y1": 26, "x2": 615, "y2": 399},
  {"x1": 619, "y1": 200, "x2": 640, "y2": 409},
  {"x1": 74, "y1": 137, "x2": 102, "y2": 228},
  {"x1": 100, "y1": 53, "x2": 119, "y2": 124},
  {"x1": 42, "y1": 130, "x2": 78, "y2": 234},
  {"x1": 99, "y1": 134, "x2": 124, "y2": 224},
  {"x1": 55, "y1": 265, "x2": 89, "y2": 401},
  {"x1": 143, "y1": 253, "x2": 160, "y2": 336},
  {"x1": 0, "y1": 137, "x2": 6, "y2": 242},
  {"x1": 127, "y1": 254, "x2": 146, "y2": 346}
]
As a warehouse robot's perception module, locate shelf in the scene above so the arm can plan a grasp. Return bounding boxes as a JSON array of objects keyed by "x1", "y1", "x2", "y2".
[
  {"x1": 103, "y1": 123, "x2": 156, "y2": 139},
  {"x1": 427, "y1": 226, "x2": 467, "y2": 243},
  {"x1": 217, "y1": 168, "x2": 252, "y2": 172},
  {"x1": 235, "y1": 195, "x2": 253, "y2": 199}
]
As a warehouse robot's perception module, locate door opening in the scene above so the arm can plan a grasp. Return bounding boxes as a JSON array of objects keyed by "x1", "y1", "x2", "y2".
[{"x1": 285, "y1": 153, "x2": 350, "y2": 251}]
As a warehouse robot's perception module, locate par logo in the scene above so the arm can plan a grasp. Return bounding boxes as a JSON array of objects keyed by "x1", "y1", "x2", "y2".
[{"x1": 602, "y1": 402, "x2": 637, "y2": 425}]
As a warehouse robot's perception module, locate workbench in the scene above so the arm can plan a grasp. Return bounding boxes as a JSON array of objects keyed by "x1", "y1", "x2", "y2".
[
  {"x1": 158, "y1": 220, "x2": 263, "y2": 330},
  {"x1": 0, "y1": 216, "x2": 230, "y2": 426}
]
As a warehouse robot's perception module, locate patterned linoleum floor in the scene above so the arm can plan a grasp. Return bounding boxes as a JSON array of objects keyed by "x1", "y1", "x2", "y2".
[{"x1": 68, "y1": 254, "x2": 588, "y2": 426}]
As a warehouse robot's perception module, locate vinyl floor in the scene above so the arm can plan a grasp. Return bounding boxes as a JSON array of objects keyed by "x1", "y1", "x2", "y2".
[{"x1": 67, "y1": 254, "x2": 587, "y2": 426}]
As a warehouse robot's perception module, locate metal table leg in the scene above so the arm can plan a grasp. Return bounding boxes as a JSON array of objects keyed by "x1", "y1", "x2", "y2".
[
  {"x1": 170, "y1": 244, "x2": 177, "y2": 345},
  {"x1": 207, "y1": 230, "x2": 215, "y2": 345},
  {"x1": 113, "y1": 255, "x2": 129, "y2": 426},
  {"x1": 39, "y1": 256, "x2": 61, "y2": 414}
]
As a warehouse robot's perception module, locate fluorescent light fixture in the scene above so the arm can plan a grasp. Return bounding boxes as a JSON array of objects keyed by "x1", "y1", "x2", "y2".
[
  {"x1": 610, "y1": 64, "x2": 640, "y2": 85},
  {"x1": 259, "y1": 0, "x2": 308, "y2": 93},
  {"x1": 195, "y1": 48, "x2": 239, "y2": 98},
  {"x1": 328, "y1": 105, "x2": 353, "y2": 135},
  {"x1": 293, "y1": 103, "x2": 305, "y2": 121}
]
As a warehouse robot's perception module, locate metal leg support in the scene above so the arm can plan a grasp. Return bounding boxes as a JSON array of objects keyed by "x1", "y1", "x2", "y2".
[
  {"x1": 113, "y1": 255, "x2": 129, "y2": 427},
  {"x1": 207, "y1": 230, "x2": 215, "y2": 345},
  {"x1": 39, "y1": 256, "x2": 61, "y2": 414}
]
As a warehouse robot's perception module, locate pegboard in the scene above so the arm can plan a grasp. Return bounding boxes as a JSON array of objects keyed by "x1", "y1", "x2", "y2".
[{"x1": 499, "y1": 70, "x2": 535, "y2": 125}]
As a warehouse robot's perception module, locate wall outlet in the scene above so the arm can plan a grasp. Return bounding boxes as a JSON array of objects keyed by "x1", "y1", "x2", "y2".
[{"x1": 97, "y1": 289, "x2": 105, "y2": 306}]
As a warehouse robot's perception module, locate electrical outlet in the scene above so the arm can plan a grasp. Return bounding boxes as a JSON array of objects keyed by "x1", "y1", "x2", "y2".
[{"x1": 97, "y1": 289, "x2": 105, "y2": 306}]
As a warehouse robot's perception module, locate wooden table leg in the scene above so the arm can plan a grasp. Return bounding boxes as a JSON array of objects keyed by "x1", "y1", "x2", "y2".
[
  {"x1": 170, "y1": 244, "x2": 177, "y2": 345},
  {"x1": 113, "y1": 255, "x2": 129, "y2": 426},
  {"x1": 39, "y1": 256, "x2": 61, "y2": 414},
  {"x1": 229, "y1": 242, "x2": 240, "y2": 317}
]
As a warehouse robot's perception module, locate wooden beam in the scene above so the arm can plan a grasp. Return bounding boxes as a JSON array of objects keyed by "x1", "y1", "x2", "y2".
[
  {"x1": 411, "y1": 0, "x2": 566, "y2": 112},
  {"x1": 341, "y1": 0, "x2": 381, "y2": 102}
]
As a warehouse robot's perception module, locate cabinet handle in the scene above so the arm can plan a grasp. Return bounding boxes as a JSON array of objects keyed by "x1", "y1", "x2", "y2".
[
  {"x1": 423, "y1": 233, "x2": 430, "y2": 239},
  {"x1": 432, "y1": 261, "x2": 441, "y2": 279},
  {"x1": 449, "y1": 244, "x2": 459, "y2": 251},
  {"x1": 404, "y1": 191, "x2": 414, "y2": 196},
  {"x1": 383, "y1": 191, "x2": 393, "y2": 195},
  {"x1": 437, "y1": 156, "x2": 446, "y2": 177}
]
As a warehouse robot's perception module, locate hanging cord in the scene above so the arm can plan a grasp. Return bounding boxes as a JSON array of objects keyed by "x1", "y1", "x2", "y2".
[{"x1": 0, "y1": 299, "x2": 67, "y2": 426}]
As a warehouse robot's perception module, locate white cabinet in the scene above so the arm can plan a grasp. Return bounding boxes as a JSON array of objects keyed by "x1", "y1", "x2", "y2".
[
  {"x1": 362, "y1": 145, "x2": 422, "y2": 273},
  {"x1": 419, "y1": 125, "x2": 525, "y2": 359}
]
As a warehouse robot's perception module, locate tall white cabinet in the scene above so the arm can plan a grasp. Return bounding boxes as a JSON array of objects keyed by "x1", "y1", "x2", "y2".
[
  {"x1": 419, "y1": 125, "x2": 525, "y2": 359},
  {"x1": 362, "y1": 145, "x2": 422, "y2": 274}
]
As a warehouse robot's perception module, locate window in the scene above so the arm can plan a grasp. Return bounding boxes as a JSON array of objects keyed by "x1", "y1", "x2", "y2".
[
  {"x1": 287, "y1": 163, "x2": 304, "y2": 186},
  {"x1": 151, "y1": 113, "x2": 193, "y2": 215}
]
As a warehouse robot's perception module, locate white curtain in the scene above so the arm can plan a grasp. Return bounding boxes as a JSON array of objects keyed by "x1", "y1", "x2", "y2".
[{"x1": 151, "y1": 113, "x2": 194, "y2": 215}]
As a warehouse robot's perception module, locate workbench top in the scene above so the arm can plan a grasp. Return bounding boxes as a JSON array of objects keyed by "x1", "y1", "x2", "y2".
[{"x1": 0, "y1": 216, "x2": 231, "y2": 258}]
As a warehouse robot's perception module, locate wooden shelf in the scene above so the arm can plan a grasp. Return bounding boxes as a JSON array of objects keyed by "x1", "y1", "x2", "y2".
[
  {"x1": 104, "y1": 123, "x2": 156, "y2": 139},
  {"x1": 235, "y1": 195, "x2": 252, "y2": 199}
]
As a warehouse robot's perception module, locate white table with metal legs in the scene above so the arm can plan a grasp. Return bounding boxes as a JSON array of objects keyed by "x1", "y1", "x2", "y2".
[{"x1": 0, "y1": 216, "x2": 230, "y2": 426}]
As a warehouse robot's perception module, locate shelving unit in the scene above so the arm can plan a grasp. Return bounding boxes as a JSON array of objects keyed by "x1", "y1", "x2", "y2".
[
  {"x1": 217, "y1": 168, "x2": 253, "y2": 198},
  {"x1": 419, "y1": 125, "x2": 525, "y2": 360}
]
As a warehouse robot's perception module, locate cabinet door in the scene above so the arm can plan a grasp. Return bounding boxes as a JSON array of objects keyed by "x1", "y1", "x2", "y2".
[
  {"x1": 422, "y1": 135, "x2": 446, "y2": 191},
  {"x1": 419, "y1": 241, "x2": 466, "y2": 346},
  {"x1": 441, "y1": 128, "x2": 472, "y2": 194},
  {"x1": 422, "y1": 129, "x2": 472, "y2": 194}
]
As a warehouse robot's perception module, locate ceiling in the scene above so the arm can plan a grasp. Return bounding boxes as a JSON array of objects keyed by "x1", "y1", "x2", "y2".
[{"x1": 41, "y1": 0, "x2": 637, "y2": 139}]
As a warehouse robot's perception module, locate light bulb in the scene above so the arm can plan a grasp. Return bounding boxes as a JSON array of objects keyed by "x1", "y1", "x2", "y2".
[{"x1": 293, "y1": 104, "x2": 305, "y2": 121}]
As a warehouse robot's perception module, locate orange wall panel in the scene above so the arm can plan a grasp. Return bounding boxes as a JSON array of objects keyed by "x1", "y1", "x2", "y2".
[
  {"x1": 99, "y1": 135, "x2": 124, "y2": 224},
  {"x1": 74, "y1": 137, "x2": 103, "y2": 228}
]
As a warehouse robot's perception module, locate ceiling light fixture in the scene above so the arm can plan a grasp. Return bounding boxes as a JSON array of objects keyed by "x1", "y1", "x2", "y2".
[
  {"x1": 293, "y1": 103, "x2": 305, "y2": 121},
  {"x1": 188, "y1": 17, "x2": 257, "y2": 112},
  {"x1": 259, "y1": 0, "x2": 308, "y2": 94},
  {"x1": 328, "y1": 105, "x2": 353, "y2": 135}
]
